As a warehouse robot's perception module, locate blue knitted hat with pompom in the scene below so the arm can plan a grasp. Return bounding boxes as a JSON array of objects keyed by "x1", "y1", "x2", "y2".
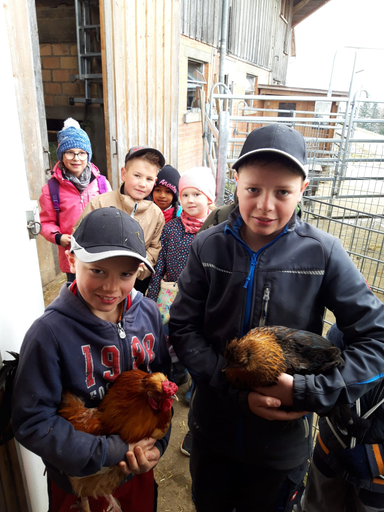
[{"x1": 56, "y1": 118, "x2": 92, "y2": 162}]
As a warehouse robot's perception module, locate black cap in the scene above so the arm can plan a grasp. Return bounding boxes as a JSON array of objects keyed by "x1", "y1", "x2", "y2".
[
  {"x1": 71, "y1": 207, "x2": 154, "y2": 272},
  {"x1": 124, "y1": 145, "x2": 165, "y2": 168},
  {"x1": 156, "y1": 165, "x2": 181, "y2": 201},
  {"x1": 232, "y1": 124, "x2": 308, "y2": 178}
]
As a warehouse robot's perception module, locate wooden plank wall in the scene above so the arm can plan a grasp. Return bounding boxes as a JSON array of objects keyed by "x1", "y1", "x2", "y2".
[
  {"x1": 229, "y1": 0, "x2": 291, "y2": 84},
  {"x1": 181, "y1": 0, "x2": 222, "y2": 47},
  {"x1": 101, "y1": 0, "x2": 180, "y2": 187},
  {"x1": 3, "y1": 0, "x2": 49, "y2": 201},
  {"x1": 180, "y1": 0, "x2": 292, "y2": 85}
]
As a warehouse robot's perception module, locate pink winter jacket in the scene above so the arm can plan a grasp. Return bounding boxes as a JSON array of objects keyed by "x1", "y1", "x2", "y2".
[{"x1": 39, "y1": 162, "x2": 111, "y2": 273}]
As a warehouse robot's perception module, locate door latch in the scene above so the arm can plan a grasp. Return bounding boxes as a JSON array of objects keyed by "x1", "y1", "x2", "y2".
[{"x1": 26, "y1": 201, "x2": 41, "y2": 239}]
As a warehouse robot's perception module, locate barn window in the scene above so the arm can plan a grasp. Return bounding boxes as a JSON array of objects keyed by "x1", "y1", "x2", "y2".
[
  {"x1": 278, "y1": 102, "x2": 296, "y2": 117},
  {"x1": 187, "y1": 60, "x2": 206, "y2": 111},
  {"x1": 245, "y1": 74, "x2": 257, "y2": 107}
]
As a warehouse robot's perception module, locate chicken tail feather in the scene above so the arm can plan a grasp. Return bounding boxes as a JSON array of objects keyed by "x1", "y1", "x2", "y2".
[
  {"x1": 292, "y1": 345, "x2": 344, "y2": 374},
  {"x1": 59, "y1": 392, "x2": 104, "y2": 435}
]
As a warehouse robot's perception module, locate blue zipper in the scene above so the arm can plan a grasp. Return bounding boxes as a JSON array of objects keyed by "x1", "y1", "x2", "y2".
[
  {"x1": 225, "y1": 216, "x2": 292, "y2": 460},
  {"x1": 226, "y1": 218, "x2": 289, "y2": 335},
  {"x1": 243, "y1": 253, "x2": 257, "y2": 336}
]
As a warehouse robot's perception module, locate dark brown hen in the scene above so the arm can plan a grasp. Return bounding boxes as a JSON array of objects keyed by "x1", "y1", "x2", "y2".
[
  {"x1": 223, "y1": 326, "x2": 366, "y2": 435},
  {"x1": 223, "y1": 325, "x2": 344, "y2": 389}
]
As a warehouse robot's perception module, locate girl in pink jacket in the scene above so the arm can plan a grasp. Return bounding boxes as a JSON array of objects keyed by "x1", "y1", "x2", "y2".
[{"x1": 39, "y1": 118, "x2": 111, "y2": 281}]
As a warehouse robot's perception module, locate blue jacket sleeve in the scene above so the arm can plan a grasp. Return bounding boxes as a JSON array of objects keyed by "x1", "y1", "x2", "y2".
[
  {"x1": 11, "y1": 320, "x2": 129, "y2": 477},
  {"x1": 169, "y1": 239, "x2": 229, "y2": 390},
  {"x1": 147, "y1": 301, "x2": 172, "y2": 455},
  {"x1": 293, "y1": 238, "x2": 384, "y2": 414},
  {"x1": 144, "y1": 297, "x2": 171, "y2": 378}
]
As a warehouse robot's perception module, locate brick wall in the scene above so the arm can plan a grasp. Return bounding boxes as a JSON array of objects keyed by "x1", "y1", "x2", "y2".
[
  {"x1": 178, "y1": 121, "x2": 205, "y2": 173},
  {"x1": 39, "y1": 42, "x2": 106, "y2": 174},
  {"x1": 178, "y1": 37, "x2": 218, "y2": 173},
  {"x1": 40, "y1": 43, "x2": 84, "y2": 108}
]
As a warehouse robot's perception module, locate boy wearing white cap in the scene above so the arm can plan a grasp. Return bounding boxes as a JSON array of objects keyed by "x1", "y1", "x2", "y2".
[
  {"x1": 12, "y1": 207, "x2": 171, "y2": 512},
  {"x1": 169, "y1": 124, "x2": 384, "y2": 511}
]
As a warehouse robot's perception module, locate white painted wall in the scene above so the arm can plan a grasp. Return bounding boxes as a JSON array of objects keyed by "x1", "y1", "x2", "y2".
[{"x1": 0, "y1": 4, "x2": 48, "y2": 511}]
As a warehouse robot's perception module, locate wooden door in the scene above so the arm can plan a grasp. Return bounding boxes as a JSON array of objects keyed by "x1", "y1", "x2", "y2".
[{"x1": 100, "y1": 0, "x2": 180, "y2": 189}]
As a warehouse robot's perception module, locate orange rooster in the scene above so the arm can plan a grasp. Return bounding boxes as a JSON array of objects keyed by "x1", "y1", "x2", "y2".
[
  {"x1": 59, "y1": 369, "x2": 178, "y2": 512},
  {"x1": 222, "y1": 325, "x2": 366, "y2": 434}
]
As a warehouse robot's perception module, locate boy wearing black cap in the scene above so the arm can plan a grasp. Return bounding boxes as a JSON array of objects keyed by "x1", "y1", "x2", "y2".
[
  {"x1": 80, "y1": 146, "x2": 166, "y2": 294},
  {"x1": 169, "y1": 124, "x2": 384, "y2": 511},
  {"x1": 12, "y1": 207, "x2": 171, "y2": 511}
]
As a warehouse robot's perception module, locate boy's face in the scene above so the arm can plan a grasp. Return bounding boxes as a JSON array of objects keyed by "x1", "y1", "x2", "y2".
[
  {"x1": 152, "y1": 184, "x2": 174, "y2": 211},
  {"x1": 66, "y1": 253, "x2": 141, "y2": 322},
  {"x1": 121, "y1": 158, "x2": 158, "y2": 200},
  {"x1": 236, "y1": 161, "x2": 308, "y2": 250},
  {"x1": 180, "y1": 187, "x2": 209, "y2": 219}
]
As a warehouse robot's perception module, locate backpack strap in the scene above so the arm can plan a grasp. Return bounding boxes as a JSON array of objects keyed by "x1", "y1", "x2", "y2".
[
  {"x1": 48, "y1": 175, "x2": 106, "y2": 226},
  {"x1": 97, "y1": 175, "x2": 108, "y2": 194},
  {"x1": 48, "y1": 177, "x2": 60, "y2": 225}
]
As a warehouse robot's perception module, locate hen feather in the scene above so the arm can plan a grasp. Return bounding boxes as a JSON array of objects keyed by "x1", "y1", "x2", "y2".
[
  {"x1": 58, "y1": 369, "x2": 177, "y2": 506},
  {"x1": 223, "y1": 326, "x2": 367, "y2": 435}
]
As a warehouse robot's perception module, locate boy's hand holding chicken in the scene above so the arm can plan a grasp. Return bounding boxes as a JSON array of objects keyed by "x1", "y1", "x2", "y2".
[
  {"x1": 248, "y1": 373, "x2": 308, "y2": 421},
  {"x1": 119, "y1": 437, "x2": 160, "y2": 476},
  {"x1": 224, "y1": 325, "x2": 344, "y2": 422},
  {"x1": 59, "y1": 369, "x2": 178, "y2": 510}
]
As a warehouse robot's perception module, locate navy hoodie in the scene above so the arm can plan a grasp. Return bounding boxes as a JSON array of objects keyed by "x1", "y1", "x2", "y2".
[{"x1": 12, "y1": 283, "x2": 171, "y2": 493}]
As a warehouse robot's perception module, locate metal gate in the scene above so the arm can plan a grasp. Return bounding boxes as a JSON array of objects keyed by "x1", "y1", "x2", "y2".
[{"x1": 203, "y1": 85, "x2": 384, "y2": 309}]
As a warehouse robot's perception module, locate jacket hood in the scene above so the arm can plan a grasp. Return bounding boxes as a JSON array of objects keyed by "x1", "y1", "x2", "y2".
[{"x1": 45, "y1": 283, "x2": 144, "y2": 327}]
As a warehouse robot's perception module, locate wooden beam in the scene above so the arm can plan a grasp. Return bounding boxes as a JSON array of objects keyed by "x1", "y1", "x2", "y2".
[{"x1": 293, "y1": 0, "x2": 311, "y2": 15}]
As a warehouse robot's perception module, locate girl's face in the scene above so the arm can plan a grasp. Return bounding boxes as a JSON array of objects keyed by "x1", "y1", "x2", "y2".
[
  {"x1": 180, "y1": 187, "x2": 209, "y2": 219},
  {"x1": 62, "y1": 148, "x2": 88, "y2": 178},
  {"x1": 152, "y1": 184, "x2": 174, "y2": 211}
]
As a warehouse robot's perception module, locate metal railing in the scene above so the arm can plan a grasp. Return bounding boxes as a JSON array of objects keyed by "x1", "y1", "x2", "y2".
[{"x1": 203, "y1": 87, "x2": 384, "y2": 302}]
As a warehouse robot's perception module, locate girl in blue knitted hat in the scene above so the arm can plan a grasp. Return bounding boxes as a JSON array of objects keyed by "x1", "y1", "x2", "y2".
[{"x1": 39, "y1": 118, "x2": 111, "y2": 282}]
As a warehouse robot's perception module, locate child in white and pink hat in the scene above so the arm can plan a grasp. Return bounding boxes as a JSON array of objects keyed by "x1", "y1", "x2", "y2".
[
  {"x1": 147, "y1": 166, "x2": 215, "y2": 391},
  {"x1": 147, "y1": 166, "x2": 215, "y2": 304}
]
